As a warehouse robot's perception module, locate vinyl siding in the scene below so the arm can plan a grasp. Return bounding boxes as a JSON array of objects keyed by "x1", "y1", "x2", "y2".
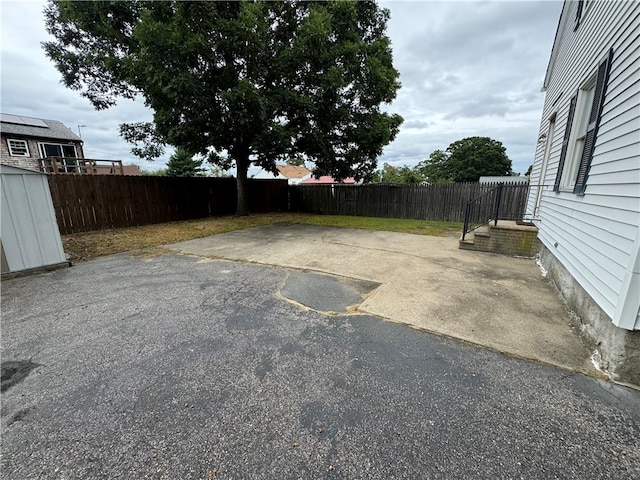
[{"x1": 528, "y1": 0, "x2": 640, "y2": 329}]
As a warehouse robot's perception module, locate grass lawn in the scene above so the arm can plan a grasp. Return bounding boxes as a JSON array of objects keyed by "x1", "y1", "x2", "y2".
[{"x1": 61, "y1": 213, "x2": 463, "y2": 262}]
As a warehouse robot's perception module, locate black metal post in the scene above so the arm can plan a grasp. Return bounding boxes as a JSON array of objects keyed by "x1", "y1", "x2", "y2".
[
  {"x1": 493, "y1": 183, "x2": 503, "y2": 226},
  {"x1": 462, "y1": 200, "x2": 472, "y2": 240}
]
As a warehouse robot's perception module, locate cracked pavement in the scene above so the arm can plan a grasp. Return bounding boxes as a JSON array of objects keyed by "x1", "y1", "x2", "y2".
[{"x1": 1, "y1": 252, "x2": 639, "y2": 479}]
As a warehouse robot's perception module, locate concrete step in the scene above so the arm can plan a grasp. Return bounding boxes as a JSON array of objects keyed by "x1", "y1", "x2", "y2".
[{"x1": 459, "y1": 221, "x2": 540, "y2": 257}]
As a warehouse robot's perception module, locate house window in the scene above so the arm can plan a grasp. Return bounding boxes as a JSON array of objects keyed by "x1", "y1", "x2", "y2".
[
  {"x1": 7, "y1": 139, "x2": 30, "y2": 157},
  {"x1": 574, "y1": 0, "x2": 585, "y2": 30},
  {"x1": 554, "y1": 49, "x2": 613, "y2": 194},
  {"x1": 38, "y1": 142, "x2": 78, "y2": 173},
  {"x1": 560, "y1": 78, "x2": 595, "y2": 189}
]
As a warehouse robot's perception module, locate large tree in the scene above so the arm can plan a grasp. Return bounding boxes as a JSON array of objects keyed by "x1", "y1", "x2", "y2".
[
  {"x1": 417, "y1": 137, "x2": 512, "y2": 183},
  {"x1": 43, "y1": 0, "x2": 403, "y2": 214}
]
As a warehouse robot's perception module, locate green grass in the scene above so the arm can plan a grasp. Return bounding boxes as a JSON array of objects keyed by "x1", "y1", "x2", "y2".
[
  {"x1": 62, "y1": 212, "x2": 463, "y2": 262},
  {"x1": 288, "y1": 213, "x2": 462, "y2": 236}
]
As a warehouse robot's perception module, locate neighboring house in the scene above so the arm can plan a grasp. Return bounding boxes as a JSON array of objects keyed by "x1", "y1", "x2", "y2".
[
  {"x1": 1, "y1": 113, "x2": 84, "y2": 172},
  {"x1": 479, "y1": 176, "x2": 528, "y2": 184},
  {"x1": 94, "y1": 164, "x2": 143, "y2": 176},
  {"x1": 252, "y1": 164, "x2": 312, "y2": 185},
  {"x1": 526, "y1": 1, "x2": 639, "y2": 382},
  {"x1": 300, "y1": 175, "x2": 357, "y2": 185}
]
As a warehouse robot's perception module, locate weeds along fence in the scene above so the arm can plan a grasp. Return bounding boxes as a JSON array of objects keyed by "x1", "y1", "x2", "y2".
[
  {"x1": 47, "y1": 175, "x2": 288, "y2": 234},
  {"x1": 48, "y1": 175, "x2": 529, "y2": 234},
  {"x1": 290, "y1": 182, "x2": 530, "y2": 222}
]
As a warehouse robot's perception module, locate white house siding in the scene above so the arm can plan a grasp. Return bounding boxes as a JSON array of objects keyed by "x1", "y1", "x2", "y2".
[{"x1": 528, "y1": 1, "x2": 640, "y2": 330}]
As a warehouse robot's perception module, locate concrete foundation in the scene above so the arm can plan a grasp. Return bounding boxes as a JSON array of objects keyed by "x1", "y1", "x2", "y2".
[{"x1": 539, "y1": 245, "x2": 640, "y2": 388}]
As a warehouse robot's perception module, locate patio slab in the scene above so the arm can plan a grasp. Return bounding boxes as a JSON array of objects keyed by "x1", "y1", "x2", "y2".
[{"x1": 167, "y1": 223, "x2": 597, "y2": 377}]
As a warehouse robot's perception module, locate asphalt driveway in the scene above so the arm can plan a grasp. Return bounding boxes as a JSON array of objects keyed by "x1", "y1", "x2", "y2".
[{"x1": 2, "y1": 249, "x2": 639, "y2": 479}]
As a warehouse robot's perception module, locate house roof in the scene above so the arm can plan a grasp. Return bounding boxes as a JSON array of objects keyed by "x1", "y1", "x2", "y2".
[
  {"x1": 1, "y1": 113, "x2": 81, "y2": 142},
  {"x1": 542, "y1": 1, "x2": 569, "y2": 91},
  {"x1": 300, "y1": 175, "x2": 356, "y2": 184},
  {"x1": 275, "y1": 164, "x2": 311, "y2": 179}
]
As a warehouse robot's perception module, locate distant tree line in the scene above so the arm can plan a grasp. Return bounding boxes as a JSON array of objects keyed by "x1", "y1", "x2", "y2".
[
  {"x1": 142, "y1": 136, "x2": 528, "y2": 182},
  {"x1": 374, "y1": 136, "x2": 524, "y2": 184}
]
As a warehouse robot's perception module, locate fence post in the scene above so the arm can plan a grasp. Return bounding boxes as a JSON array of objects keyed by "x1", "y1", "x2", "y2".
[{"x1": 493, "y1": 183, "x2": 504, "y2": 226}]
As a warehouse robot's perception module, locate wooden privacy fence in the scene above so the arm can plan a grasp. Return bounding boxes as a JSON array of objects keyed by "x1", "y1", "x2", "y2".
[
  {"x1": 48, "y1": 175, "x2": 529, "y2": 235},
  {"x1": 48, "y1": 175, "x2": 288, "y2": 234},
  {"x1": 290, "y1": 182, "x2": 531, "y2": 222}
]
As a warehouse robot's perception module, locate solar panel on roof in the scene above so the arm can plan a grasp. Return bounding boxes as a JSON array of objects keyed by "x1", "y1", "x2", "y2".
[
  {"x1": 0, "y1": 113, "x2": 22, "y2": 124},
  {"x1": 0, "y1": 113, "x2": 48, "y2": 128}
]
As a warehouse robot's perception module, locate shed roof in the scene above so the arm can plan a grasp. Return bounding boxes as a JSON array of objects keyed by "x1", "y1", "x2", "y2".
[
  {"x1": 1, "y1": 113, "x2": 81, "y2": 142},
  {"x1": 0, "y1": 164, "x2": 44, "y2": 175}
]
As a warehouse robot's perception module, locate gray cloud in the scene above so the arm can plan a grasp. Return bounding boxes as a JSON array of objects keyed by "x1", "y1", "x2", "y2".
[
  {"x1": 402, "y1": 119, "x2": 435, "y2": 129},
  {"x1": 380, "y1": 0, "x2": 562, "y2": 176},
  {"x1": 1, "y1": 0, "x2": 563, "y2": 176}
]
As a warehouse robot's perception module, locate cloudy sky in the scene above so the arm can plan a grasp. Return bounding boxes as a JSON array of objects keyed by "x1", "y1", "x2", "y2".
[{"x1": 1, "y1": 0, "x2": 563, "y2": 175}]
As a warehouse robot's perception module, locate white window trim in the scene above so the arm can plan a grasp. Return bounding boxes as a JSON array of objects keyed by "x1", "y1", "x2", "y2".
[
  {"x1": 7, "y1": 138, "x2": 30, "y2": 157},
  {"x1": 38, "y1": 142, "x2": 79, "y2": 173},
  {"x1": 560, "y1": 74, "x2": 596, "y2": 190},
  {"x1": 37, "y1": 142, "x2": 78, "y2": 159}
]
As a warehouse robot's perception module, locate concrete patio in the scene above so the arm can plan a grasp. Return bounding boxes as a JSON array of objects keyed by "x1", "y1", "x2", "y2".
[{"x1": 167, "y1": 223, "x2": 598, "y2": 377}]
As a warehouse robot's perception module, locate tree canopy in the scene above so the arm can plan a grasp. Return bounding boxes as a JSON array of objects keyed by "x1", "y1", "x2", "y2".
[
  {"x1": 165, "y1": 147, "x2": 205, "y2": 177},
  {"x1": 414, "y1": 149, "x2": 453, "y2": 184},
  {"x1": 43, "y1": 0, "x2": 403, "y2": 214},
  {"x1": 376, "y1": 163, "x2": 424, "y2": 184},
  {"x1": 416, "y1": 137, "x2": 512, "y2": 183}
]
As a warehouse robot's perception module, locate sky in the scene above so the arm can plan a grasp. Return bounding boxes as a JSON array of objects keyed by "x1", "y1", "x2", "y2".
[{"x1": 0, "y1": 0, "x2": 563, "y2": 176}]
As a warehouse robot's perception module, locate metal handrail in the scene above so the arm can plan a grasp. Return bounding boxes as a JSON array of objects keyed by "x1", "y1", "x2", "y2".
[{"x1": 461, "y1": 183, "x2": 547, "y2": 241}]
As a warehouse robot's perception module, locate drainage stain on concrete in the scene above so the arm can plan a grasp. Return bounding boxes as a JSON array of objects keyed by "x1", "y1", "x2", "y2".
[
  {"x1": 1, "y1": 361, "x2": 40, "y2": 393},
  {"x1": 280, "y1": 271, "x2": 379, "y2": 314}
]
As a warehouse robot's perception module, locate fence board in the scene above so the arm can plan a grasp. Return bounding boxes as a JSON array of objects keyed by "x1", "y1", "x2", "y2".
[
  {"x1": 290, "y1": 182, "x2": 531, "y2": 223},
  {"x1": 48, "y1": 175, "x2": 288, "y2": 234}
]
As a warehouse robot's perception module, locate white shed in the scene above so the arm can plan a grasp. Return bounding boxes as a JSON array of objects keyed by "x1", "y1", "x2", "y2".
[{"x1": 1, "y1": 164, "x2": 68, "y2": 276}]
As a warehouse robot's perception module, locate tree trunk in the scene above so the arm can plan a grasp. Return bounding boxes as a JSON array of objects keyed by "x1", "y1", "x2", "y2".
[{"x1": 236, "y1": 156, "x2": 250, "y2": 216}]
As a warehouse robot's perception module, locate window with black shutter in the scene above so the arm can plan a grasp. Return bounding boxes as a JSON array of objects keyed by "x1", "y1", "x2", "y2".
[
  {"x1": 574, "y1": 0, "x2": 585, "y2": 31},
  {"x1": 553, "y1": 48, "x2": 613, "y2": 194},
  {"x1": 573, "y1": 49, "x2": 613, "y2": 194},
  {"x1": 554, "y1": 93, "x2": 577, "y2": 192}
]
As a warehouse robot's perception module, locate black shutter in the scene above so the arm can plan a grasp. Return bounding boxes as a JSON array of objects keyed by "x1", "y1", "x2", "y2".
[
  {"x1": 553, "y1": 92, "x2": 578, "y2": 192},
  {"x1": 573, "y1": 48, "x2": 613, "y2": 195},
  {"x1": 574, "y1": 0, "x2": 584, "y2": 31}
]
